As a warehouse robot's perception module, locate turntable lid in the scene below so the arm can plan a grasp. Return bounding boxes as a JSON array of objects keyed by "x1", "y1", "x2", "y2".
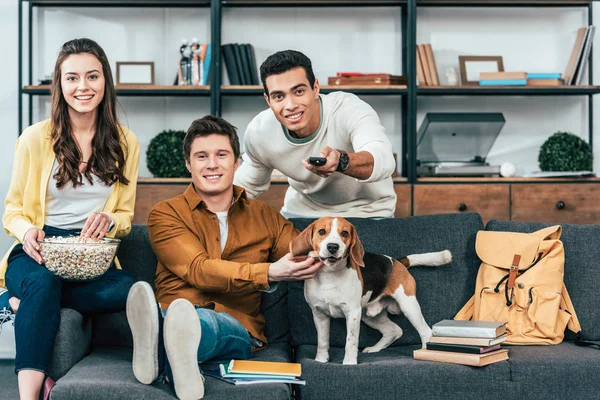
[{"x1": 417, "y1": 113, "x2": 505, "y2": 163}]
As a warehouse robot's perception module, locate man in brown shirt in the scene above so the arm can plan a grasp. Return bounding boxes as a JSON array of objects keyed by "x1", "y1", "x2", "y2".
[{"x1": 126, "y1": 115, "x2": 322, "y2": 400}]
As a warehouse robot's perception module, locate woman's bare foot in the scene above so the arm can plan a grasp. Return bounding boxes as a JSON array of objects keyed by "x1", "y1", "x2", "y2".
[{"x1": 9, "y1": 296, "x2": 20, "y2": 313}]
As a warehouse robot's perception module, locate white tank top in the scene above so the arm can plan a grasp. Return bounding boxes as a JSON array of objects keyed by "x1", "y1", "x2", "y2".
[{"x1": 45, "y1": 159, "x2": 113, "y2": 230}]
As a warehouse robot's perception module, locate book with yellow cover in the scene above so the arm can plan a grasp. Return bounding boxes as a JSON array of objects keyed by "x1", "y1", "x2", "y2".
[
  {"x1": 228, "y1": 360, "x2": 302, "y2": 377},
  {"x1": 414, "y1": 348, "x2": 509, "y2": 367}
]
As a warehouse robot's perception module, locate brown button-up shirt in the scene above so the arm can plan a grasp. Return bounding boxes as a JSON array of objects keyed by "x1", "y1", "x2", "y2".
[{"x1": 148, "y1": 184, "x2": 298, "y2": 344}]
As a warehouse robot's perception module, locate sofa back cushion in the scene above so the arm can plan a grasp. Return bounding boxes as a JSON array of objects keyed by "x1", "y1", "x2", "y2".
[
  {"x1": 486, "y1": 219, "x2": 600, "y2": 341},
  {"x1": 288, "y1": 213, "x2": 484, "y2": 348},
  {"x1": 92, "y1": 225, "x2": 290, "y2": 348}
]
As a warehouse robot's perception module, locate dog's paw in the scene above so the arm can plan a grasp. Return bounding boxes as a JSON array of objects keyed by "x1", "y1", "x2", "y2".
[
  {"x1": 442, "y1": 250, "x2": 452, "y2": 264},
  {"x1": 362, "y1": 346, "x2": 381, "y2": 354},
  {"x1": 342, "y1": 357, "x2": 358, "y2": 365},
  {"x1": 315, "y1": 353, "x2": 329, "y2": 363}
]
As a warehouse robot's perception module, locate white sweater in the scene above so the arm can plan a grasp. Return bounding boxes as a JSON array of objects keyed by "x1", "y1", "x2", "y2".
[{"x1": 234, "y1": 92, "x2": 397, "y2": 218}]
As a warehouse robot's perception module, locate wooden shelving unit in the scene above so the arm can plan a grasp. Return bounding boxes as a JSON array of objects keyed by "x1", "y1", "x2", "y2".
[{"x1": 17, "y1": 0, "x2": 600, "y2": 224}]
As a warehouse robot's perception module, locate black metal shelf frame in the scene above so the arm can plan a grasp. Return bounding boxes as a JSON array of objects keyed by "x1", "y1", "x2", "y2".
[{"x1": 18, "y1": 0, "x2": 599, "y2": 189}]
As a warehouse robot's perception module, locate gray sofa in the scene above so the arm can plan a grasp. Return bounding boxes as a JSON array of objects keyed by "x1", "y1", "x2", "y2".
[{"x1": 37, "y1": 213, "x2": 600, "y2": 399}]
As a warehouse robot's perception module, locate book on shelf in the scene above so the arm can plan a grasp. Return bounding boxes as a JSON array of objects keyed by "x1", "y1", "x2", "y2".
[
  {"x1": 417, "y1": 44, "x2": 432, "y2": 86},
  {"x1": 479, "y1": 72, "x2": 527, "y2": 80},
  {"x1": 429, "y1": 333, "x2": 508, "y2": 347},
  {"x1": 416, "y1": 49, "x2": 426, "y2": 86},
  {"x1": 414, "y1": 348, "x2": 509, "y2": 367},
  {"x1": 222, "y1": 43, "x2": 259, "y2": 86},
  {"x1": 527, "y1": 72, "x2": 562, "y2": 80},
  {"x1": 479, "y1": 79, "x2": 527, "y2": 86},
  {"x1": 563, "y1": 26, "x2": 589, "y2": 85},
  {"x1": 432, "y1": 320, "x2": 507, "y2": 339},
  {"x1": 573, "y1": 25, "x2": 596, "y2": 85},
  {"x1": 426, "y1": 342, "x2": 502, "y2": 354},
  {"x1": 424, "y1": 44, "x2": 439, "y2": 86},
  {"x1": 526, "y1": 79, "x2": 564, "y2": 87}
]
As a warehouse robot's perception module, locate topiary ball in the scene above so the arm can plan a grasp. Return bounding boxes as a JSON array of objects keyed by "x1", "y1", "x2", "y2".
[
  {"x1": 146, "y1": 130, "x2": 191, "y2": 178},
  {"x1": 538, "y1": 131, "x2": 593, "y2": 172}
]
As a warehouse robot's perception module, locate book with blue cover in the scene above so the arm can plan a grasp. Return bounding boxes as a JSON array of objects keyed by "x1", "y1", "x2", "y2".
[
  {"x1": 527, "y1": 73, "x2": 562, "y2": 80},
  {"x1": 479, "y1": 79, "x2": 527, "y2": 86}
]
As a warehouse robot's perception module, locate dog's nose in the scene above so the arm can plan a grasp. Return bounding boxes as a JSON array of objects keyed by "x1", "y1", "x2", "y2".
[{"x1": 327, "y1": 243, "x2": 339, "y2": 254}]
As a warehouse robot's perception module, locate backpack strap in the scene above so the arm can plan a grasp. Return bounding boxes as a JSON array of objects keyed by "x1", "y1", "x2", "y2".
[
  {"x1": 561, "y1": 284, "x2": 599, "y2": 349},
  {"x1": 454, "y1": 295, "x2": 475, "y2": 321},
  {"x1": 560, "y1": 283, "x2": 581, "y2": 334}
]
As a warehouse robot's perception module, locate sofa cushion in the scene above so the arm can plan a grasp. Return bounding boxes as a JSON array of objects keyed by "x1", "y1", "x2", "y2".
[
  {"x1": 504, "y1": 342, "x2": 600, "y2": 398},
  {"x1": 294, "y1": 344, "x2": 514, "y2": 400},
  {"x1": 486, "y1": 220, "x2": 600, "y2": 341},
  {"x1": 288, "y1": 213, "x2": 484, "y2": 348},
  {"x1": 52, "y1": 344, "x2": 292, "y2": 400},
  {"x1": 49, "y1": 308, "x2": 92, "y2": 381}
]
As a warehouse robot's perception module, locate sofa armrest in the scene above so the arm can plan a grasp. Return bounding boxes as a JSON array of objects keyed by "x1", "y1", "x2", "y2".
[{"x1": 48, "y1": 308, "x2": 92, "y2": 381}]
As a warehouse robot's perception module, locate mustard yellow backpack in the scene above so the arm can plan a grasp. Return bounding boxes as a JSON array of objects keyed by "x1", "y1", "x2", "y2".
[{"x1": 455, "y1": 225, "x2": 582, "y2": 345}]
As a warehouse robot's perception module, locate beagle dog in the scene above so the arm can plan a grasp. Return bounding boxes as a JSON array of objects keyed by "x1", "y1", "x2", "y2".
[{"x1": 290, "y1": 217, "x2": 452, "y2": 365}]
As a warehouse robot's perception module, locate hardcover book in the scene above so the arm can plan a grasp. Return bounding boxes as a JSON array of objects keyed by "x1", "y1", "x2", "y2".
[
  {"x1": 432, "y1": 320, "x2": 507, "y2": 339},
  {"x1": 429, "y1": 333, "x2": 507, "y2": 347},
  {"x1": 228, "y1": 360, "x2": 302, "y2": 377},
  {"x1": 426, "y1": 342, "x2": 502, "y2": 354},
  {"x1": 414, "y1": 348, "x2": 509, "y2": 367}
]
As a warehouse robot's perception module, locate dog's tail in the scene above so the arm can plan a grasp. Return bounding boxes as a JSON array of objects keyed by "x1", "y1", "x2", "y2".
[{"x1": 402, "y1": 250, "x2": 452, "y2": 268}]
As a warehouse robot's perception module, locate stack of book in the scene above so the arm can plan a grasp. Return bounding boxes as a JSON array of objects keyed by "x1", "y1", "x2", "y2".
[
  {"x1": 222, "y1": 43, "x2": 259, "y2": 86},
  {"x1": 479, "y1": 72, "x2": 564, "y2": 87},
  {"x1": 414, "y1": 320, "x2": 509, "y2": 367},
  {"x1": 203, "y1": 359, "x2": 306, "y2": 386},
  {"x1": 563, "y1": 25, "x2": 596, "y2": 86},
  {"x1": 416, "y1": 43, "x2": 439, "y2": 86}
]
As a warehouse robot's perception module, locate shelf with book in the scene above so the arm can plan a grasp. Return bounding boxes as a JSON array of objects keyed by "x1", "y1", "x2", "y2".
[
  {"x1": 222, "y1": 0, "x2": 407, "y2": 7},
  {"x1": 220, "y1": 85, "x2": 408, "y2": 96},
  {"x1": 28, "y1": 0, "x2": 211, "y2": 7},
  {"x1": 416, "y1": 85, "x2": 600, "y2": 96},
  {"x1": 22, "y1": 85, "x2": 211, "y2": 96},
  {"x1": 416, "y1": 0, "x2": 597, "y2": 7}
]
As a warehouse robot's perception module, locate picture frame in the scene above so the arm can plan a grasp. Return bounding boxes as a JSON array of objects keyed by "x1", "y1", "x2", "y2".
[
  {"x1": 458, "y1": 56, "x2": 504, "y2": 86},
  {"x1": 116, "y1": 61, "x2": 155, "y2": 85}
]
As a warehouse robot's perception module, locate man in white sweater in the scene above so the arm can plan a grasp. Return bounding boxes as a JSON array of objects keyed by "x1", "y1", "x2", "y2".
[{"x1": 234, "y1": 50, "x2": 397, "y2": 218}]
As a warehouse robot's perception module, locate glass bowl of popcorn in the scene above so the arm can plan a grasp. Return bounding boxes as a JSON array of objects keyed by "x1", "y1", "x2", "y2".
[{"x1": 39, "y1": 236, "x2": 121, "y2": 281}]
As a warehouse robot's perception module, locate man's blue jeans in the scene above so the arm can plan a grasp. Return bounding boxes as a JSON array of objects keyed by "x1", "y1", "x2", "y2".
[
  {"x1": 162, "y1": 307, "x2": 252, "y2": 365},
  {"x1": 4, "y1": 226, "x2": 136, "y2": 374}
]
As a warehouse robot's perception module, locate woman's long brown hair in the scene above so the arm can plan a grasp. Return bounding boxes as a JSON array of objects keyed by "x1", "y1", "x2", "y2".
[{"x1": 50, "y1": 38, "x2": 129, "y2": 188}]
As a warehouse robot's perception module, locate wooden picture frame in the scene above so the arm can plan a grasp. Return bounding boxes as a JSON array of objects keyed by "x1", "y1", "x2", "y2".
[
  {"x1": 458, "y1": 56, "x2": 504, "y2": 86},
  {"x1": 116, "y1": 61, "x2": 155, "y2": 85}
]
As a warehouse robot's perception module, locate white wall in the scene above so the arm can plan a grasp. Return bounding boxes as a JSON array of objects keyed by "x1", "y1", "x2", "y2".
[{"x1": 0, "y1": 3, "x2": 599, "y2": 256}]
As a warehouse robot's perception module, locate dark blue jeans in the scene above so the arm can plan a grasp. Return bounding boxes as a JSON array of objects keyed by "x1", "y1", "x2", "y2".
[{"x1": 4, "y1": 226, "x2": 136, "y2": 374}]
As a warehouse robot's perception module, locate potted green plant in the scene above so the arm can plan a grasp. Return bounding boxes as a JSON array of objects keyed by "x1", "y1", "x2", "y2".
[
  {"x1": 538, "y1": 131, "x2": 593, "y2": 172},
  {"x1": 146, "y1": 130, "x2": 191, "y2": 178}
]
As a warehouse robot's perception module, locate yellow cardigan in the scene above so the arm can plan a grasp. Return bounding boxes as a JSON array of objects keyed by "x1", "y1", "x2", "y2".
[{"x1": 1, "y1": 119, "x2": 140, "y2": 288}]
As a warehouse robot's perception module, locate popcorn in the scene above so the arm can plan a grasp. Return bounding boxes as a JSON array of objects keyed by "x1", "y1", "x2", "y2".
[{"x1": 39, "y1": 236, "x2": 120, "y2": 281}]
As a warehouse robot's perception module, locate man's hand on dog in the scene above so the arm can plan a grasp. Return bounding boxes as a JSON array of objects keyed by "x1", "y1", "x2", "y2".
[
  {"x1": 268, "y1": 253, "x2": 324, "y2": 281},
  {"x1": 302, "y1": 146, "x2": 340, "y2": 178}
]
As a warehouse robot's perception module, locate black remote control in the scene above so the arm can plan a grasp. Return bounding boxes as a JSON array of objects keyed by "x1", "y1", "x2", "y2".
[{"x1": 308, "y1": 157, "x2": 327, "y2": 166}]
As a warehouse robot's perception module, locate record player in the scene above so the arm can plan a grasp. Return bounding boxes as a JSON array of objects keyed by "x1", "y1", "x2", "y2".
[{"x1": 416, "y1": 112, "x2": 505, "y2": 177}]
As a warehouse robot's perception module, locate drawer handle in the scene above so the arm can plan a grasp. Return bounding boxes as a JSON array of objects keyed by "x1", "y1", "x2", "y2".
[
  {"x1": 556, "y1": 200, "x2": 566, "y2": 210},
  {"x1": 458, "y1": 203, "x2": 467, "y2": 212}
]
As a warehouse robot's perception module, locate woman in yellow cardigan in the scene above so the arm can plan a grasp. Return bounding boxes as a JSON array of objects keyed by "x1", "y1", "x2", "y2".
[{"x1": 0, "y1": 38, "x2": 139, "y2": 400}]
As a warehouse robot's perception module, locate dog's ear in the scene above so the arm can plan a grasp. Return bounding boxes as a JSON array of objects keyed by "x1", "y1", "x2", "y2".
[
  {"x1": 348, "y1": 228, "x2": 365, "y2": 269},
  {"x1": 290, "y1": 222, "x2": 315, "y2": 257}
]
